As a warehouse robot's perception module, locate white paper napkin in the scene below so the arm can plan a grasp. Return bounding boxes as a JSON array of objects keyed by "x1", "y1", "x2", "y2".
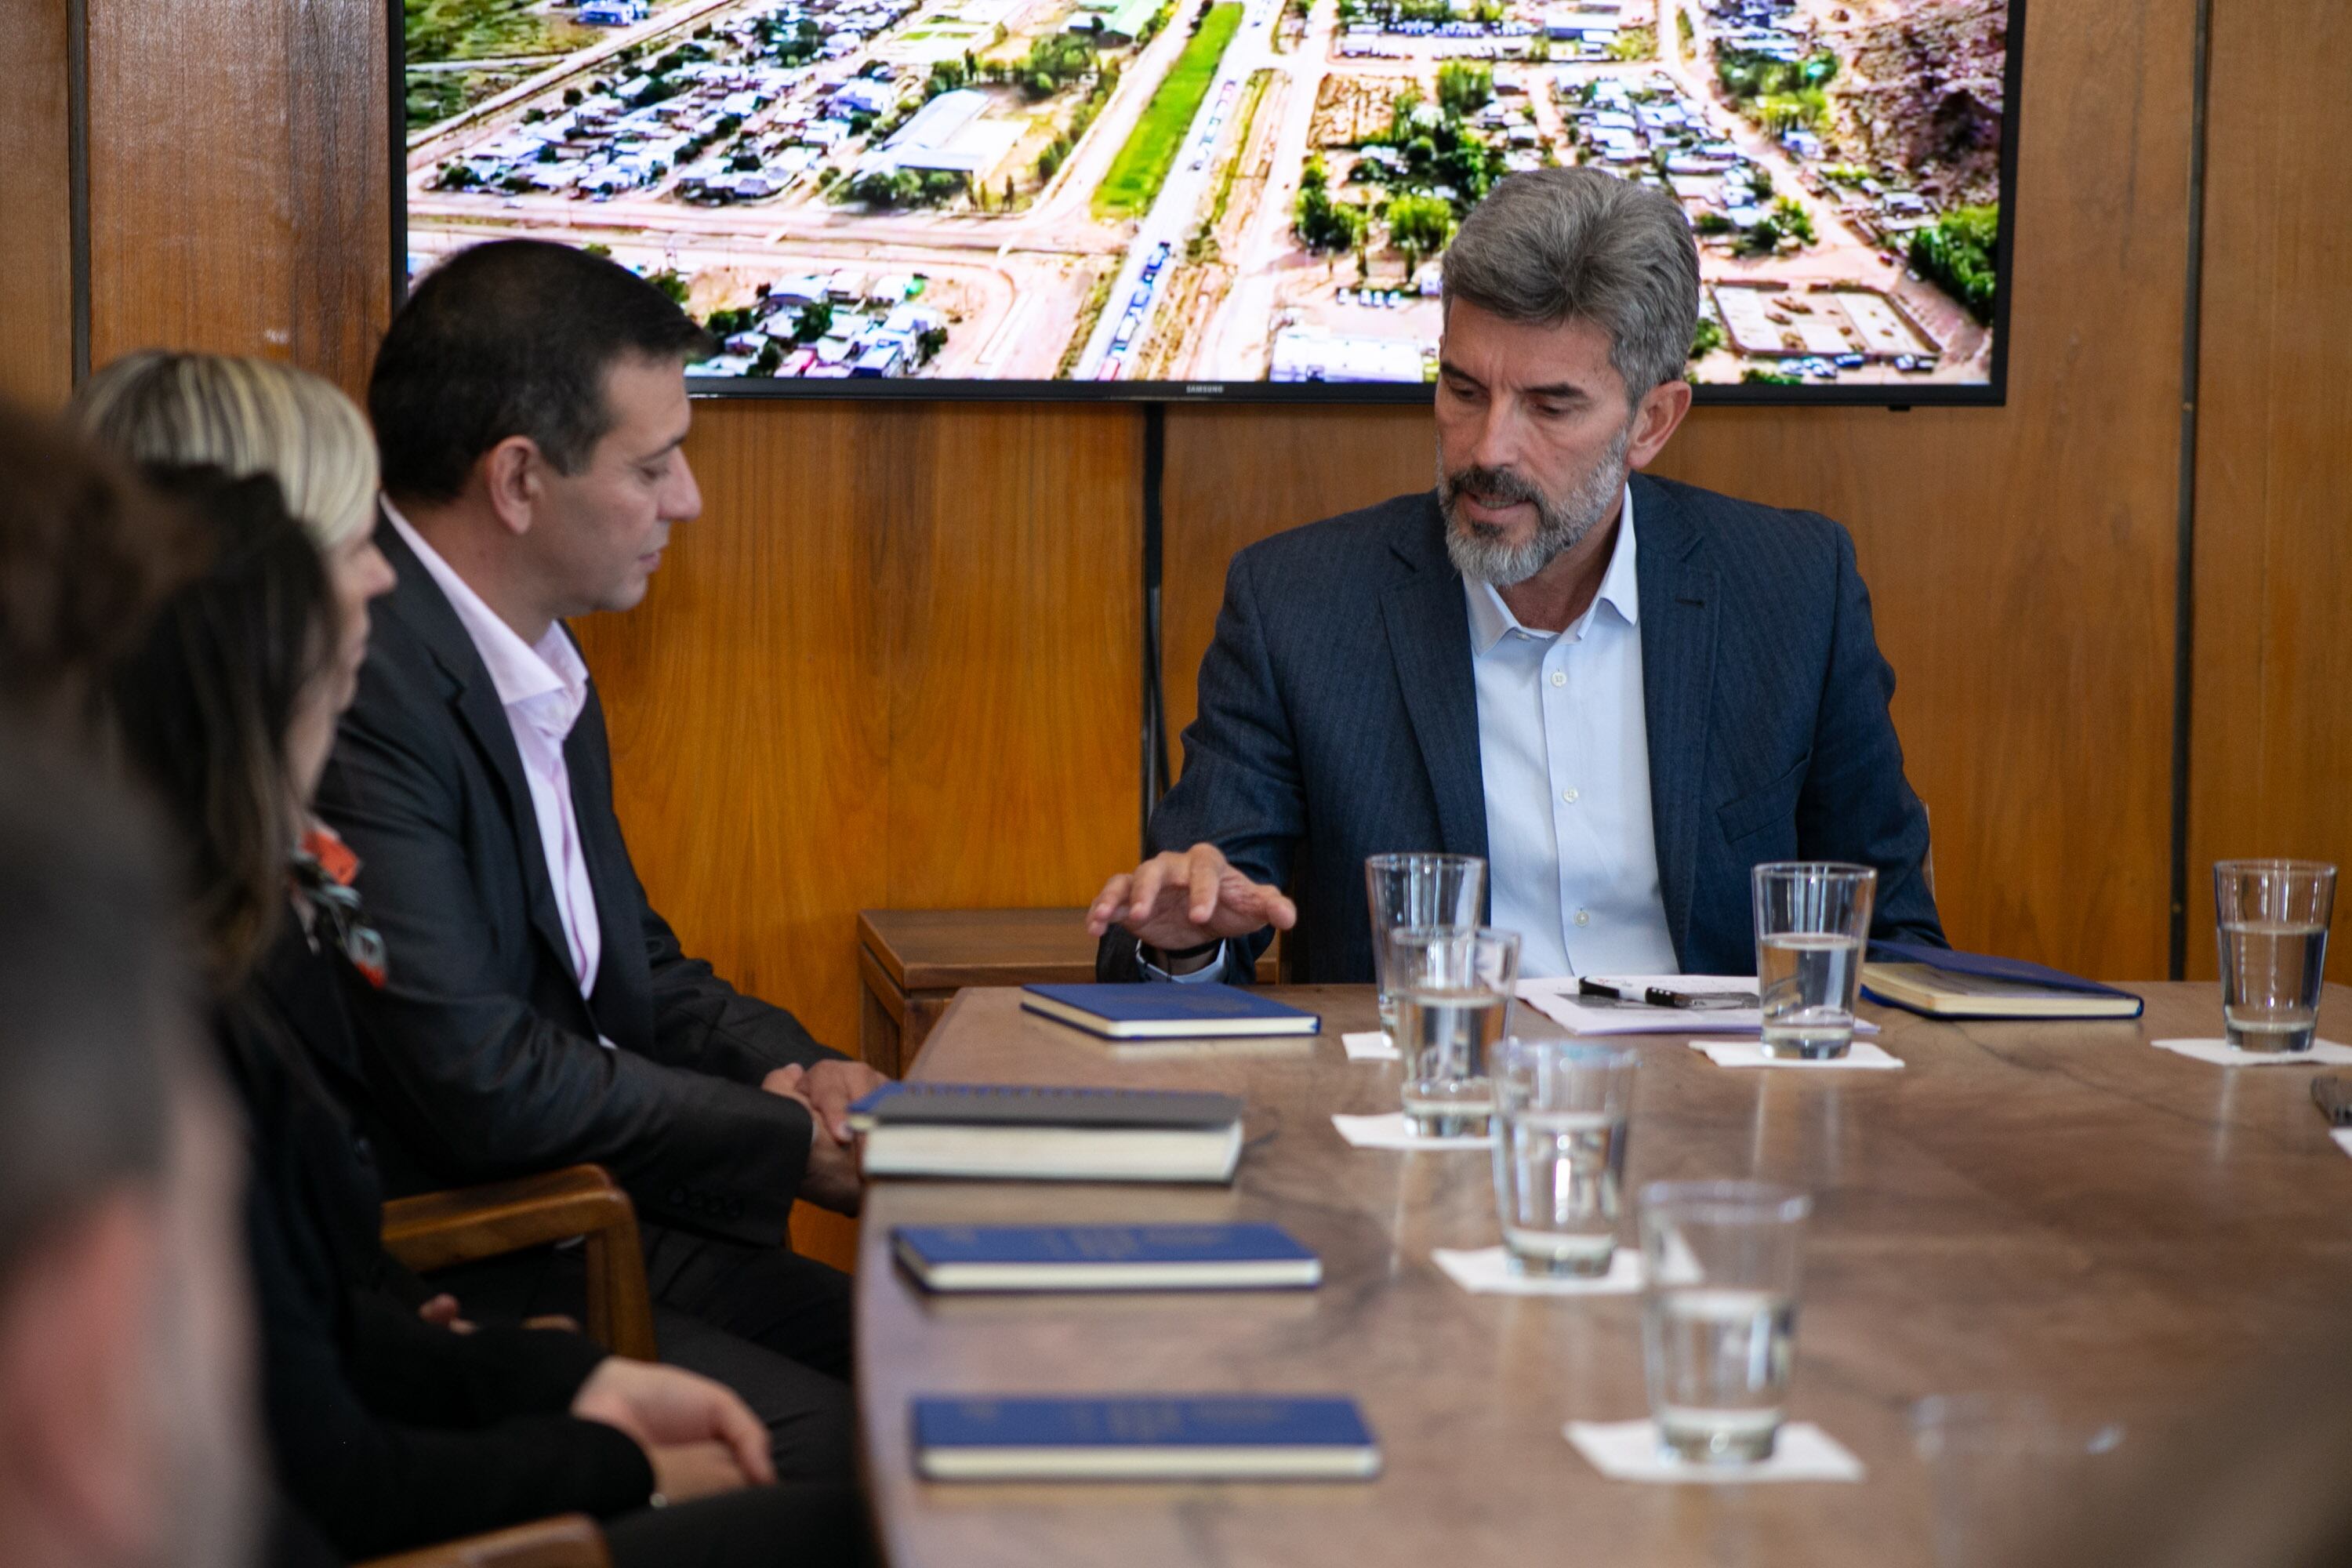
[
  {"x1": 1434, "y1": 1245, "x2": 1643, "y2": 1296},
  {"x1": 1686, "y1": 1039, "x2": 1904, "y2": 1070},
  {"x1": 2152, "y1": 1037, "x2": 2352, "y2": 1066},
  {"x1": 1341, "y1": 1031, "x2": 1399, "y2": 1062},
  {"x1": 1330, "y1": 1112, "x2": 1493, "y2": 1150},
  {"x1": 1564, "y1": 1419, "x2": 1865, "y2": 1483}
]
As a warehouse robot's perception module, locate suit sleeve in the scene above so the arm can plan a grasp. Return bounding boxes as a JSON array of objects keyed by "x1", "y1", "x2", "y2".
[
  {"x1": 249, "y1": 1181, "x2": 655, "y2": 1562},
  {"x1": 1795, "y1": 524, "x2": 1947, "y2": 947},
  {"x1": 318, "y1": 661, "x2": 811, "y2": 1247},
  {"x1": 1099, "y1": 546, "x2": 1307, "y2": 985}
]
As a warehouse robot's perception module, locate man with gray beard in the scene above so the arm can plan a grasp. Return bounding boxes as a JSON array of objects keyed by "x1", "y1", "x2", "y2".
[
  {"x1": 0, "y1": 735, "x2": 260, "y2": 1568},
  {"x1": 1091, "y1": 166, "x2": 1944, "y2": 983}
]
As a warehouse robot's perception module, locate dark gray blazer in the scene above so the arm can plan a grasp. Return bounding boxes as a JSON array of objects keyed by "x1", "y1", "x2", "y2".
[
  {"x1": 1102, "y1": 474, "x2": 1944, "y2": 984},
  {"x1": 317, "y1": 520, "x2": 840, "y2": 1247}
]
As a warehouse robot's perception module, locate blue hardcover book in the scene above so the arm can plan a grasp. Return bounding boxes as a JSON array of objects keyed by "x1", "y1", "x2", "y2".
[
  {"x1": 846, "y1": 1083, "x2": 1245, "y2": 1183},
  {"x1": 1861, "y1": 940, "x2": 2145, "y2": 1020},
  {"x1": 912, "y1": 1396, "x2": 1381, "y2": 1481},
  {"x1": 893, "y1": 1223, "x2": 1321, "y2": 1292},
  {"x1": 1019, "y1": 982, "x2": 1322, "y2": 1040}
]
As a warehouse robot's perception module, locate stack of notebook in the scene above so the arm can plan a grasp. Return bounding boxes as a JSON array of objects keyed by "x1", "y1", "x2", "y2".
[{"x1": 848, "y1": 1083, "x2": 1245, "y2": 1182}]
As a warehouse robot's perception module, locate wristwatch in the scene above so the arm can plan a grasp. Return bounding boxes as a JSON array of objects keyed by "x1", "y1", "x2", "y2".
[{"x1": 1142, "y1": 937, "x2": 1224, "y2": 971}]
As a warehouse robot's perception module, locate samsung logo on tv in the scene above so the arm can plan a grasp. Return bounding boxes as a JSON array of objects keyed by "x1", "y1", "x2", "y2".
[{"x1": 1184, "y1": 384, "x2": 1225, "y2": 397}]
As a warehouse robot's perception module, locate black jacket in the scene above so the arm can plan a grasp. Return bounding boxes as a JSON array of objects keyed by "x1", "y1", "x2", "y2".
[
  {"x1": 1102, "y1": 477, "x2": 1944, "y2": 984},
  {"x1": 223, "y1": 920, "x2": 655, "y2": 1562},
  {"x1": 317, "y1": 518, "x2": 841, "y2": 1246}
]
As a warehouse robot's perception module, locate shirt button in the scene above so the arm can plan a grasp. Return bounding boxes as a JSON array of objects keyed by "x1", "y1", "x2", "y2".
[
  {"x1": 1574, "y1": 910, "x2": 1591, "y2": 927},
  {"x1": 1563, "y1": 788, "x2": 1580, "y2": 804},
  {"x1": 1549, "y1": 670, "x2": 1566, "y2": 688}
]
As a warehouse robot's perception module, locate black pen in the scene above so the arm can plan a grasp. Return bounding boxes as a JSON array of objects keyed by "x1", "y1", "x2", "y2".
[{"x1": 1577, "y1": 978, "x2": 1698, "y2": 1008}]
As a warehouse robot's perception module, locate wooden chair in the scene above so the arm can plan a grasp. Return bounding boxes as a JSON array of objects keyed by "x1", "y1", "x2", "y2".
[
  {"x1": 362, "y1": 1514, "x2": 609, "y2": 1568},
  {"x1": 381, "y1": 1164, "x2": 658, "y2": 1362}
]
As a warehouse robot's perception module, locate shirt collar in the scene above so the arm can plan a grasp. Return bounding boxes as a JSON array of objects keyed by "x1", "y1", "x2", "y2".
[
  {"x1": 1465, "y1": 481, "x2": 1641, "y2": 658},
  {"x1": 381, "y1": 499, "x2": 589, "y2": 723}
]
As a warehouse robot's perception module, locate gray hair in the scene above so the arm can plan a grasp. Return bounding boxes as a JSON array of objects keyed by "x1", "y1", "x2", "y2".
[{"x1": 1441, "y1": 167, "x2": 1700, "y2": 401}]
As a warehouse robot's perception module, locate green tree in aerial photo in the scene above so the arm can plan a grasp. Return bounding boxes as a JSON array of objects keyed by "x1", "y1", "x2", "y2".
[
  {"x1": 1910, "y1": 204, "x2": 2000, "y2": 323},
  {"x1": 1385, "y1": 191, "x2": 1455, "y2": 271},
  {"x1": 1436, "y1": 61, "x2": 1492, "y2": 117}
]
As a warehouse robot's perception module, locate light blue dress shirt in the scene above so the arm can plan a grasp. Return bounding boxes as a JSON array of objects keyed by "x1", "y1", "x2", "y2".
[{"x1": 1467, "y1": 485, "x2": 1678, "y2": 978}]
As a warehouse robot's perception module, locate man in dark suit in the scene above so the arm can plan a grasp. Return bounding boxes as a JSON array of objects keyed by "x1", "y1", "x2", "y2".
[
  {"x1": 1091, "y1": 168, "x2": 1943, "y2": 982},
  {"x1": 317, "y1": 241, "x2": 886, "y2": 1477}
]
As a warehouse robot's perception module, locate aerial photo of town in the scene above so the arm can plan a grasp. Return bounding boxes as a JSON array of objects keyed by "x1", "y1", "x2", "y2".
[{"x1": 403, "y1": 0, "x2": 2010, "y2": 386}]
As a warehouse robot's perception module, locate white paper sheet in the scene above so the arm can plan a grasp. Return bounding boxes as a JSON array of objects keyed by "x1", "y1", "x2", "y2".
[{"x1": 1564, "y1": 1419, "x2": 1864, "y2": 1483}]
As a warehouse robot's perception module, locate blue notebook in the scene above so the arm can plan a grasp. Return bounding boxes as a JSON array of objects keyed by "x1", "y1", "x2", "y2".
[
  {"x1": 1860, "y1": 941, "x2": 2145, "y2": 1020},
  {"x1": 893, "y1": 1223, "x2": 1321, "y2": 1292},
  {"x1": 1020, "y1": 982, "x2": 1322, "y2": 1040},
  {"x1": 912, "y1": 1396, "x2": 1380, "y2": 1480},
  {"x1": 846, "y1": 1083, "x2": 1245, "y2": 1183}
]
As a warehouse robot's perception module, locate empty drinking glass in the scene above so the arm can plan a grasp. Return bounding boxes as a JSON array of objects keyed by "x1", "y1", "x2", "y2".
[
  {"x1": 1364, "y1": 854, "x2": 1486, "y2": 1028},
  {"x1": 1751, "y1": 862, "x2": 1877, "y2": 1059},
  {"x1": 1388, "y1": 925, "x2": 1519, "y2": 1137},
  {"x1": 1490, "y1": 1040, "x2": 1637, "y2": 1277},
  {"x1": 2213, "y1": 860, "x2": 2336, "y2": 1053},
  {"x1": 1639, "y1": 1180, "x2": 1811, "y2": 1465}
]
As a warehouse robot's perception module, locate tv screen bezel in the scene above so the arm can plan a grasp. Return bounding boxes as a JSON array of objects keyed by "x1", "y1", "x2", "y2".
[{"x1": 388, "y1": 0, "x2": 2025, "y2": 408}]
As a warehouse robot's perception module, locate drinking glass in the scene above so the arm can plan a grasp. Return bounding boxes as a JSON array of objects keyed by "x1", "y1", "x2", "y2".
[
  {"x1": 1913, "y1": 1395, "x2": 2127, "y2": 1567},
  {"x1": 1751, "y1": 862, "x2": 1877, "y2": 1059},
  {"x1": 1490, "y1": 1040, "x2": 1637, "y2": 1277},
  {"x1": 1389, "y1": 925, "x2": 1518, "y2": 1137},
  {"x1": 2213, "y1": 860, "x2": 2336, "y2": 1053},
  {"x1": 1639, "y1": 1180, "x2": 1810, "y2": 1465},
  {"x1": 1364, "y1": 853, "x2": 1486, "y2": 1028}
]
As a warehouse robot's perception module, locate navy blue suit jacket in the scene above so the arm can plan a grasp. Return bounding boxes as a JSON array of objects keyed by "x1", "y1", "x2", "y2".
[{"x1": 1102, "y1": 474, "x2": 1944, "y2": 983}]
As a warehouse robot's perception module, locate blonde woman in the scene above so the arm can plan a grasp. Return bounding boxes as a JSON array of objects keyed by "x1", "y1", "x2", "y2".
[{"x1": 76, "y1": 351, "x2": 395, "y2": 710}]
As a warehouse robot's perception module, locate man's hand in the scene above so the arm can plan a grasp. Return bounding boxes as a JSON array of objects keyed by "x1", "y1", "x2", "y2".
[
  {"x1": 798, "y1": 1118, "x2": 863, "y2": 1216},
  {"x1": 1085, "y1": 842, "x2": 1298, "y2": 957},
  {"x1": 416, "y1": 1294, "x2": 476, "y2": 1334},
  {"x1": 570, "y1": 1357, "x2": 774, "y2": 1489},
  {"x1": 764, "y1": 1058, "x2": 888, "y2": 1143}
]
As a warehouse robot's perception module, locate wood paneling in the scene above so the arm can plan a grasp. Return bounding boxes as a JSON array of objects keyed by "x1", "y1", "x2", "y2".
[
  {"x1": 84, "y1": 0, "x2": 387, "y2": 395},
  {"x1": 2184, "y1": 0, "x2": 2352, "y2": 983},
  {"x1": 0, "y1": 0, "x2": 74, "y2": 406},
  {"x1": 575, "y1": 400, "x2": 1142, "y2": 1062},
  {"x1": 1160, "y1": 0, "x2": 2195, "y2": 982}
]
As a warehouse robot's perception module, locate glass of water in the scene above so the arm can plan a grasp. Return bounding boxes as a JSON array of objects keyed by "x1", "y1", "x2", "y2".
[
  {"x1": 1639, "y1": 1180, "x2": 1810, "y2": 1465},
  {"x1": 1365, "y1": 854, "x2": 1486, "y2": 1028},
  {"x1": 1389, "y1": 925, "x2": 1518, "y2": 1137},
  {"x1": 1490, "y1": 1040, "x2": 1637, "y2": 1277},
  {"x1": 1751, "y1": 862, "x2": 1877, "y2": 1059},
  {"x1": 2214, "y1": 860, "x2": 2336, "y2": 1053}
]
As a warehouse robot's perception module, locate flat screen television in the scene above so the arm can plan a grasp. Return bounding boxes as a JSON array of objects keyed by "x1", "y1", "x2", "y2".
[{"x1": 394, "y1": 0, "x2": 2022, "y2": 404}]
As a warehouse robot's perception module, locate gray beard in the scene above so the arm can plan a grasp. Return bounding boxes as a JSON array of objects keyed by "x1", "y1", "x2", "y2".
[{"x1": 1437, "y1": 419, "x2": 1634, "y2": 587}]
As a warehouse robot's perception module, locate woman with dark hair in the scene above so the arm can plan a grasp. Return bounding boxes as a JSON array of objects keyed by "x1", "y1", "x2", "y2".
[{"x1": 107, "y1": 466, "x2": 862, "y2": 1567}]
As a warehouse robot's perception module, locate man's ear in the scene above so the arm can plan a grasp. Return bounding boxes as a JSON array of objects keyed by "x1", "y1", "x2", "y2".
[
  {"x1": 0, "y1": 1191, "x2": 166, "y2": 1560},
  {"x1": 478, "y1": 436, "x2": 546, "y2": 539},
  {"x1": 1627, "y1": 377, "x2": 1694, "y2": 470}
]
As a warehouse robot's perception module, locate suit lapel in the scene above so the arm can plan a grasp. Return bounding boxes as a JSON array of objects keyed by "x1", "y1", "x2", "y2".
[
  {"x1": 568, "y1": 679, "x2": 655, "y2": 1051},
  {"x1": 1380, "y1": 498, "x2": 1489, "y2": 861},
  {"x1": 1632, "y1": 475, "x2": 1718, "y2": 965},
  {"x1": 374, "y1": 520, "x2": 579, "y2": 982}
]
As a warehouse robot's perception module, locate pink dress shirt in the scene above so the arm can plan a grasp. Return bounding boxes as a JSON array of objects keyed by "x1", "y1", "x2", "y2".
[{"x1": 383, "y1": 503, "x2": 604, "y2": 1005}]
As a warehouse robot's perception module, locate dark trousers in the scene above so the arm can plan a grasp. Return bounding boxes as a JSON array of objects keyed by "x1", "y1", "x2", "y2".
[
  {"x1": 606, "y1": 1481, "x2": 873, "y2": 1568},
  {"x1": 435, "y1": 1221, "x2": 856, "y2": 1486}
]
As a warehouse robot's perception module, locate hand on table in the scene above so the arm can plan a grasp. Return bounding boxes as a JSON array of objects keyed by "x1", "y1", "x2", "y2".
[
  {"x1": 1085, "y1": 842, "x2": 1297, "y2": 964},
  {"x1": 764, "y1": 1058, "x2": 889, "y2": 1143}
]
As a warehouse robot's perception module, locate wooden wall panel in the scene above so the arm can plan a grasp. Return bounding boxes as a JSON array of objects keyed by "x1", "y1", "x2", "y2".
[
  {"x1": 1160, "y1": 0, "x2": 2194, "y2": 982},
  {"x1": 2184, "y1": 0, "x2": 2352, "y2": 982},
  {"x1": 575, "y1": 399, "x2": 1143, "y2": 1054},
  {"x1": 0, "y1": 0, "x2": 74, "y2": 406},
  {"x1": 85, "y1": 0, "x2": 387, "y2": 396}
]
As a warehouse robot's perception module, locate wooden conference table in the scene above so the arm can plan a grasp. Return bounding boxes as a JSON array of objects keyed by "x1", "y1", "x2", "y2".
[{"x1": 854, "y1": 984, "x2": 2352, "y2": 1567}]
